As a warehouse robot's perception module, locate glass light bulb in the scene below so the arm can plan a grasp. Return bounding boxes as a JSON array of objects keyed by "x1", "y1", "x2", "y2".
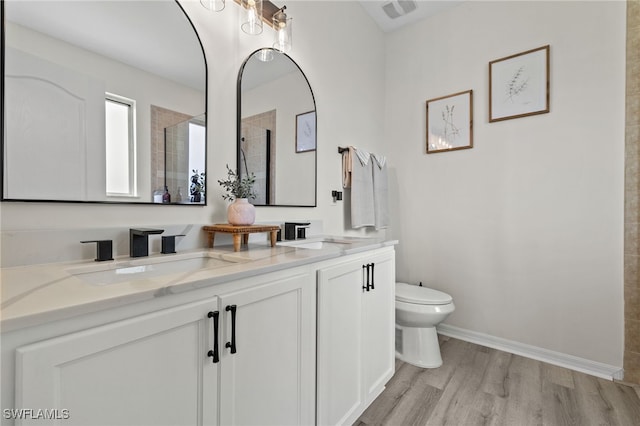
[
  {"x1": 273, "y1": 15, "x2": 292, "y2": 52},
  {"x1": 200, "y1": 0, "x2": 224, "y2": 12},
  {"x1": 241, "y1": 0, "x2": 263, "y2": 35}
]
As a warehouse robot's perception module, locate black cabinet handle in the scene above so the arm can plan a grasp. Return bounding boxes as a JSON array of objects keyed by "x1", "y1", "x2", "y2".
[
  {"x1": 225, "y1": 305, "x2": 237, "y2": 354},
  {"x1": 361, "y1": 263, "x2": 375, "y2": 292},
  {"x1": 207, "y1": 311, "x2": 220, "y2": 363},
  {"x1": 362, "y1": 264, "x2": 368, "y2": 292}
]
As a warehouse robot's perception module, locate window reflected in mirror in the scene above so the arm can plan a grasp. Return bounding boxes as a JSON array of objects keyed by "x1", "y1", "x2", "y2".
[{"x1": 106, "y1": 94, "x2": 136, "y2": 197}]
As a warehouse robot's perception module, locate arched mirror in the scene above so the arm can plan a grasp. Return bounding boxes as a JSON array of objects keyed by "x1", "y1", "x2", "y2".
[
  {"x1": 1, "y1": 0, "x2": 207, "y2": 204},
  {"x1": 237, "y1": 48, "x2": 316, "y2": 207}
]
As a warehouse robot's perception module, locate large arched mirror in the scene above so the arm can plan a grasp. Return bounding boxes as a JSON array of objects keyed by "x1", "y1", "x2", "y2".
[
  {"x1": 237, "y1": 48, "x2": 316, "y2": 207},
  {"x1": 1, "y1": 0, "x2": 207, "y2": 204}
]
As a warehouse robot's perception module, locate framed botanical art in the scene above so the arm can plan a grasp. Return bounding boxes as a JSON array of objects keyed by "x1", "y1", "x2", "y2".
[
  {"x1": 426, "y1": 90, "x2": 473, "y2": 154},
  {"x1": 489, "y1": 45, "x2": 550, "y2": 122},
  {"x1": 296, "y1": 110, "x2": 316, "y2": 153}
]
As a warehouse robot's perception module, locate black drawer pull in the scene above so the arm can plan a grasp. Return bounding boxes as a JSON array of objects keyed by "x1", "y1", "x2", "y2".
[
  {"x1": 225, "y1": 305, "x2": 237, "y2": 354},
  {"x1": 207, "y1": 311, "x2": 220, "y2": 363},
  {"x1": 362, "y1": 264, "x2": 368, "y2": 292},
  {"x1": 370, "y1": 263, "x2": 375, "y2": 290}
]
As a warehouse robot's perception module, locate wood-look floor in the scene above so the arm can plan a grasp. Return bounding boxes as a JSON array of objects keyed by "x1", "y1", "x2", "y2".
[{"x1": 355, "y1": 336, "x2": 640, "y2": 426}]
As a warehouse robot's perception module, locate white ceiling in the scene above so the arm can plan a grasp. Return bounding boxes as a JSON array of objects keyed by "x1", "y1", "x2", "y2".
[{"x1": 359, "y1": 0, "x2": 464, "y2": 33}]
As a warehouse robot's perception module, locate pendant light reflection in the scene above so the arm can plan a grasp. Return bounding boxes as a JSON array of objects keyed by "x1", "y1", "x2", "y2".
[
  {"x1": 272, "y1": 6, "x2": 292, "y2": 52},
  {"x1": 256, "y1": 48, "x2": 274, "y2": 62},
  {"x1": 241, "y1": 0, "x2": 263, "y2": 35},
  {"x1": 200, "y1": 0, "x2": 225, "y2": 12}
]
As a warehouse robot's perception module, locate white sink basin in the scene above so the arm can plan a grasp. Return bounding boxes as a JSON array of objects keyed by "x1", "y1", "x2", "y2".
[
  {"x1": 67, "y1": 252, "x2": 241, "y2": 285},
  {"x1": 277, "y1": 237, "x2": 358, "y2": 250}
]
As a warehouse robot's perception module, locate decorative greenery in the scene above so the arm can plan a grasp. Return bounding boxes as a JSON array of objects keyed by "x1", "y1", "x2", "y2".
[
  {"x1": 190, "y1": 169, "x2": 205, "y2": 197},
  {"x1": 506, "y1": 66, "x2": 529, "y2": 102},
  {"x1": 218, "y1": 164, "x2": 256, "y2": 201}
]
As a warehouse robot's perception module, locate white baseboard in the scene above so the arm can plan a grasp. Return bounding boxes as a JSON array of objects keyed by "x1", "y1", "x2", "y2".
[{"x1": 437, "y1": 324, "x2": 624, "y2": 381}]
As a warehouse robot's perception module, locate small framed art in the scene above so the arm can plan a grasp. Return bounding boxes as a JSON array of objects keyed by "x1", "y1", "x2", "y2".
[
  {"x1": 489, "y1": 45, "x2": 550, "y2": 122},
  {"x1": 296, "y1": 110, "x2": 316, "y2": 153},
  {"x1": 426, "y1": 90, "x2": 473, "y2": 154}
]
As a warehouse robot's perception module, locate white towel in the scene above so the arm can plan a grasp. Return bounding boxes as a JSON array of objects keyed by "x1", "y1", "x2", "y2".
[
  {"x1": 372, "y1": 153, "x2": 389, "y2": 230},
  {"x1": 354, "y1": 147, "x2": 370, "y2": 166},
  {"x1": 350, "y1": 148, "x2": 375, "y2": 228},
  {"x1": 372, "y1": 153, "x2": 386, "y2": 169}
]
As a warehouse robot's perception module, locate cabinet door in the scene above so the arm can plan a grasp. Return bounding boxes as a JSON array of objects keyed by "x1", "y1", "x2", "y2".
[
  {"x1": 218, "y1": 272, "x2": 315, "y2": 426},
  {"x1": 15, "y1": 298, "x2": 219, "y2": 426},
  {"x1": 362, "y1": 251, "x2": 396, "y2": 405},
  {"x1": 316, "y1": 261, "x2": 364, "y2": 426}
]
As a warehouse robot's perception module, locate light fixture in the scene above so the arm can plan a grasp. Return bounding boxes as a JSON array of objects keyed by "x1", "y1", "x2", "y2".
[
  {"x1": 200, "y1": 0, "x2": 225, "y2": 12},
  {"x1": 272, "y1": 6, "x2": 292, "y2": 52},
  {"x1": 200, "y1": 0, "x2": 289, "y2": 43},
  {"x1": 240, "y1": 0, "x2": 263, "y2": 35}
]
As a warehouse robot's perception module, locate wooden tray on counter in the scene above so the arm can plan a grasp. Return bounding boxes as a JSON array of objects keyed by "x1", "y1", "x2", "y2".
[{"x1": 202, "y1": 224, "x2": 281, "y2": 252}]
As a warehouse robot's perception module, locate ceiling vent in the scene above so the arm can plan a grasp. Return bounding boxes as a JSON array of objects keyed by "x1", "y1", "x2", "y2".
[{"x1": 382, "y1": 0, "x2": 417, "y2": 19}]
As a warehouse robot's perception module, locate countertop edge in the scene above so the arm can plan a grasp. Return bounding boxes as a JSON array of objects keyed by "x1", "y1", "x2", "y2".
[{"x1": 1, "y1": 238, "x2": 398, "y2": 333}]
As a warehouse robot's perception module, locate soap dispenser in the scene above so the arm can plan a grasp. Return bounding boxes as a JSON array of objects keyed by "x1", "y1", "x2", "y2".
[{"x1": 162, "y1": 186, "x2": 171, "y2": 204}]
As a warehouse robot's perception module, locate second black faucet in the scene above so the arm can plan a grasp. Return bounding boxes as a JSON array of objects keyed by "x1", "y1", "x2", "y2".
[{"x1": 130, "y1": 228, "x2": 164, "y2": 257}]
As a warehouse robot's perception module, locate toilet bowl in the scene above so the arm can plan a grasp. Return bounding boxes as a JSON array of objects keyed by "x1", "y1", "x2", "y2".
[{"x1": 395, "y1": 282, "x2": 455, "y2": 368}]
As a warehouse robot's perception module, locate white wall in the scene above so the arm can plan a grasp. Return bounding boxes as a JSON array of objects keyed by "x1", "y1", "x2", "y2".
[
  {"x1": 385, "y1": 1, "x2": 626, "y2": 366},
  {"x1": 0, "y1": 1, "x2": 387, "y2": 264}
]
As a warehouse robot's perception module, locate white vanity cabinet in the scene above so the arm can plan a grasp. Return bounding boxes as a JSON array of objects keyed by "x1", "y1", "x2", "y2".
[
  {"x1": 316, "y1": 247, "x2": 395, "y2": 426},
  {"x1": 217, "y1": 271, "x2": 316, "y2": 426},
  {"x1": 4, "y1": 242, "x2": 396, "y2": 426},
  {"x1": 15, "y1": 297, "x2": 220, "y2": 426},
  {"x1": 12, "y1": 268, "x2": 316, "y2": 426}
]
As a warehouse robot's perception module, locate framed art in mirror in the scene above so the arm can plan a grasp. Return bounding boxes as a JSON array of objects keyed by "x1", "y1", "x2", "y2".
[{"x1": 296, "y1": 111, "x2": 316, "y2": 153}]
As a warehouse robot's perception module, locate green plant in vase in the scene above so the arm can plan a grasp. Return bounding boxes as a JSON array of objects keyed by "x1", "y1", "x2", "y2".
[
  {"x1": 190, "y1": 169, "x2": 205, "y2": 202},
  {"x1": 218, "y1": 165, "x2": 257, "y2": 225},
  {"x1": 217, "y1": 165, "x2": 256, "y2": 201}
]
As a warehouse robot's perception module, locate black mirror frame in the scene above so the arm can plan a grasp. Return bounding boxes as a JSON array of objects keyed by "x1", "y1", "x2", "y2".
[
  {"x1": 236, "y1": 48, "x2": 317, "y2": 208},
  {"x1": 0, "y1": 0, "x2": 209, "y2": 205}
]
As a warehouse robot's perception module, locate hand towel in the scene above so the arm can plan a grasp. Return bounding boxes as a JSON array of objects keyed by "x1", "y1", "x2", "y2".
[
  {"x1": 372, "y1": 153, "x2": 389, "y2": 230},
  {"x1": 342, "y1": 147, "x2": 353, "y2": 189},
  {"x1": 350, "y1": 147, "x2": 375, "y2": 228}
]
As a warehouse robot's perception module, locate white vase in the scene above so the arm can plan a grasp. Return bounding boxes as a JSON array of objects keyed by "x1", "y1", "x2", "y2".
[{"x1": 227, "y1": 198, "x2": 255, "y2": 225}]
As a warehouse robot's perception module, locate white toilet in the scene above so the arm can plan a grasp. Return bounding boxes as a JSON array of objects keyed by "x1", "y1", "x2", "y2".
[{"x1": 395, "y1": 282, "x2": 455, "y2": 368}]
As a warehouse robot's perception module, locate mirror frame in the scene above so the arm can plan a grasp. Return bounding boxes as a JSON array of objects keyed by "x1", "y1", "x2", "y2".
[
  {"x1": 0, "y1": 0, "x2": 208, "y2": 205},
  {"x1": 237, "y1": 48, "x2": 317, "y2": 208}
]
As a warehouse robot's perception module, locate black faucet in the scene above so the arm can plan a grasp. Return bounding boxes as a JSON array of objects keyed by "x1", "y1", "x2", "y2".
[
  {"x1": 80, "y1": 240, "x2": 113, "y2": 262},
  {"x1": 161, "y1": 234, "x2": 185, "y2": 254},
  {"x1": 283, "y1": 222, "x2": 310, "y2": 240},
  {"x1": 130, "y1": 228, "x2": 164, "y2": 257}
]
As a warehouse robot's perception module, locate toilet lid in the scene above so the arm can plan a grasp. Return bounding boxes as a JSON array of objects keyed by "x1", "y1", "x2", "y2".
[{"x1": 395, "y1": 282, "x2": 453, "y2": 305}]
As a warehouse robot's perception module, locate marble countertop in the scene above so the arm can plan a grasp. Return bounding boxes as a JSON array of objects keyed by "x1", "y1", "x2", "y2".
[{"x1": 0, "y1": 236, "x2": 396, "y2": 332}]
